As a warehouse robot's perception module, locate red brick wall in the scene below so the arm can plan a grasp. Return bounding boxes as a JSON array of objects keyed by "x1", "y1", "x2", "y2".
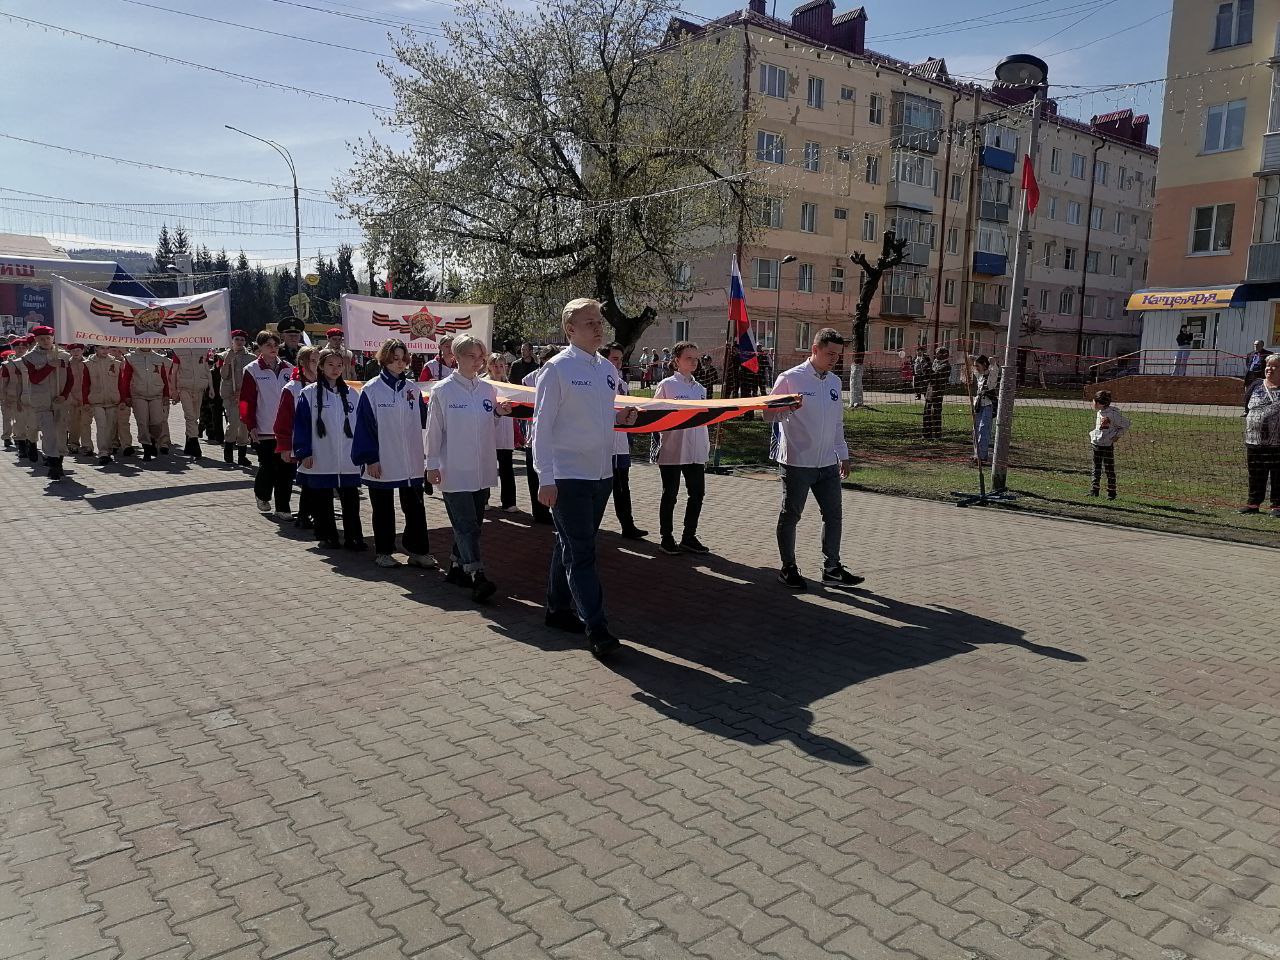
[{"x1": 1081, "y1": 375, "x2": 1244, "y2": 405}]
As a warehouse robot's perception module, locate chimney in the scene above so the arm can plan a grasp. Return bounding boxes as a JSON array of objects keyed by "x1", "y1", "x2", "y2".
[
  {"x1": 791, "y1": 0, "x2": 834, "y2": 43},
  {"x1": 1090, "y1": 108, "x2": 1149, "y2": 146},
  {"x1": 832, "y1": 6, "x2": 866, "y2": 54},
  {"x1": 748, "y1": 0, "x2": 765, "y2": 15}
]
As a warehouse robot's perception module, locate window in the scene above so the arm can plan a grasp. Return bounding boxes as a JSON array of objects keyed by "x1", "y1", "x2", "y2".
[
  {"x1": 1090, "y1": 206, "x2": 1103, "y2": 230},
  {"x1": 1083, "y1": 294, "x2": 1096, "y2": 317},
  {"x1": 756, "y1": 131, "x2": 785, "y2": 163},
  {"x1": 1256, "y1": 176, "x2": 1280, "y2": 243},
  {"x1": 673, "y1": 318, "x2": 690, "y2": 342},
  {"x1": 1059, "y1": 289, "x2": 1075, "y2": 314},
  {"x1": 675, "y1": 262, "x2": 692, "y2": 289},
  {"x1": 1048, "y1": 196, "x2": 1058, "y2": 219},
  {"x1": 756, "y1": 320, "x2": 777, "y2": 351},
  {"x1": 797, "y1": 263, "x2": 813, "y2": 293},
  {"x1": 1070, "y1": 153, "x2": 1086, "y2": 179},
  {"x1": 1086, "y1": 250, "x2": 1100, "y2": 273},
  {"x1": 759, "y1": 63, "x2": 788, "y2": 99},
  {"x1": 1042, "y1": 241, "x2": 1056, "y2": 267},
  {"x1": 834, "y1": 207, "x2": 848, "y2": 221},
  {"x1": 946, "y1": 227, "x2": 959, "y2": 255},
  {"x1": 1110, "y1": 253, "x2": 1119, "y2": 276},
  {"x1": 1113, "y1": 211, "x2": 1124, "y2": 233},
  {"x1": 1105, "y1": 297, "x2": 1115, "y2": 320},
  {"x1": 1203, "y1": 100, "x2": 1246, "y2": 153},
  {"x1": 1067, "y1": 201, "x2": 1082, "y2": 225},
  {"x1": 891, "y1": 151, "x2": 933, "y2": 186},
  {"x1": 950, "y1": 173, "x2": 964, "y2": 202},
  {"x1": 753, "y1": 257, "x2": 778, "y2": 290},
  {"x1": 759, "y1": 195, "x2": 783, "y2": 227},
  {"x1": 1038, "y1": 288, "x2": 1049, "y2": 312},
  {"x1": 837, "y1": 147, "x2": 851, "y2": 163},
  {"x1": 1094, "y1": 160, "x2": 1108, "y2": 185},
  {"x1": 883, "y1": 326, "x2": 905, "y2": 351},
  {"x1": 830, "y1": 265, "x2": 845, "y2": 293},
  {"x1": 868, "y1": 93, "x2": 884, "y2": 125},
  {"x1": 794, "y1": 321, "x2": 812, "y2": 349},
  {"x1": 807, "y1": 75, "x2": 824, "y2": 109},
  {"x1": 1064, "y1": 247, "x2": 1078, "y2": 270},
  {"x1": 944, "y1": 278, "x2": 956, "y2": 304},
  {"x1": 865, "y1": 155, "x2": 880, "y2": 184},
  {"x1": 1191, "y1": 203, "x2": 1234, "y2": 253},
  {"x1": 804, "y1": 141, "x2": 821, "y2": 172},
  {"x1": 1050, "y1": 148, "x2": 1061, "y2": 174},
  {"x1": 1118, "y1": 164, "x2": 1128, "y2": 186},
  {"x1": 984, "y1": 124, "x2": 1019, "y2": 153},
  {"x1": 800, "y1": 202, "x2": 817, "y2": 233},
  {"x1": 840, "y1": 85, "x2": 855, "y2": 102},
  {"x1": 977, "y1": 223, "x2": 1008, "y2": 255},
  {"x1": 862, "y1": 212, "x2": 877, "y2": 242},
  {"x1": 1214, "y1": 0, "x2": 1253, "y2": 48}
]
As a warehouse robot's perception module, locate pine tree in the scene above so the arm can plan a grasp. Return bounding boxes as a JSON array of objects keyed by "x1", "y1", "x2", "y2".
[
  {"x1": 154, "y1": 225, "x2": 176, "y2": 297},
  {"x1": 172, "y1": 224, "x2": 191, "y2": 255},
  {"x1": 213, "y1": 249, "x2": 231, "y2": 292},
  {"x1": 336, "y1": 244, "x2": 359, "y2": 295}
]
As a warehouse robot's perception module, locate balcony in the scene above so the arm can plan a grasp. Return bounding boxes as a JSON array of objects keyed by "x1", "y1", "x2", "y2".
[
  {"x1": 881, "y1": 293, "x2": 925, "y2": 317},
  {"x1": 1261, "y1": 132, "x2": 1280, "y2": 173},
  {"x1": 980, "y1": 199, "x2": 1010, "y2": 223},
  {"x1": 885, "y1": 179, "x2": 934, "y2": 213},
  {"x1": 980, "y1": 146, "x2": 1016, "y2": 174},
  {"x1": 973, "y1": 251, "x2": 1008, "y2": 276},
  {"x1": 970, "y1": 300, "x2": 1002, "y2": 324},
  {"x1": 900, "y1": 240, "x2": 931, "y2": 266},
  {"x1": 1247, "y1": 241, "x2": 1280, "y2": 280}
]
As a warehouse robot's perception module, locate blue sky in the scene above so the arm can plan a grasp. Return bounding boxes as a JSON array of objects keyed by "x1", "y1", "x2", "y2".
[{"x1": 0, "y1": 0, "x2": 1172, "y2": 266}]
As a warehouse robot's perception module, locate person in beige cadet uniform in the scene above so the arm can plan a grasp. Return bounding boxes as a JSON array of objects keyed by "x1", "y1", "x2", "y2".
[
  {"x1": 324, "y1": 328, "x2": 358, "y2": 380},
  {"x1": 18, "y1": 326, "x2": 73, "y2": 480},
  {"x1": 122, "y1": 346, "x2": 172, "y2": 462},
  {"x1": 172, "y1": 347, "x2": 214, "y2": 460},
  {"x1": 82, "y1": 344, "x2": 133, "y2": 466},
  {"x1": 218, "y1": 329, "x2": 254, "y2": 466},
  {"x1": 1, "y1": 335, "x2": 32, "y2": 456},
  {"x1": 64, "y1": 343, "x2": 92, "y2": 456}
]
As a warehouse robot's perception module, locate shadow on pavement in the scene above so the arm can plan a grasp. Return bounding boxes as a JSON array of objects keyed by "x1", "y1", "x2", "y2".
[{"x1": 85, "y1": 477, "x2": 254, "y2": 510}]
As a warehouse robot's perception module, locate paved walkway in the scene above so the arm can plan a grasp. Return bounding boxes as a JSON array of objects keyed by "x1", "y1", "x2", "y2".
[{"x1": 1, "y1": 427, "x2": 1277, "y2": 960}]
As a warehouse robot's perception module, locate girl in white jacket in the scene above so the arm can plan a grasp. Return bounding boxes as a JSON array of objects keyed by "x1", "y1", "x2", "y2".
[
  {"x1": 486, "y1": 352, "x2": 519, "y2": 511},
  {"x1": 652, "y1": 341, "x2": 711, "y2": 555},
  {"x1": 294, "y1": 349, "x2": 364, "y2": 550}
]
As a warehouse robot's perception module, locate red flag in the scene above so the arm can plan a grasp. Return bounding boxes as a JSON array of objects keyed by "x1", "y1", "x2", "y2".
[
  {"x1": 1022, "y1": 154, "x2": 1040, "y2": 214},
  {"x1": 383, "y1": 271, "x2": 393, "y2": 296}
]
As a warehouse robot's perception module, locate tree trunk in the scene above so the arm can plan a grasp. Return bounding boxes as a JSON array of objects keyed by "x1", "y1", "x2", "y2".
[{"x1": 847, "y1": 362, "x2": 864, "y2": 408}]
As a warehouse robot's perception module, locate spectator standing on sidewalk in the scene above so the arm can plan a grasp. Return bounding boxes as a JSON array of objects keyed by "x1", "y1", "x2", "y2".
[
  {"x1": 1239, "y1": 354, "x2": 1280, "y2": 517},
  {"x1": 922, "y1": 347, "x2": 950, "y2": 440},
  {"x1": 1088, "y1": 389, "x2": 1131, "y2": 501}
]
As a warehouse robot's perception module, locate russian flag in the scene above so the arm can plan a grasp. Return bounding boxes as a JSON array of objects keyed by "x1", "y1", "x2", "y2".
[{"x1": 729, "y1": 255, "x2": 759, "y2": 374}]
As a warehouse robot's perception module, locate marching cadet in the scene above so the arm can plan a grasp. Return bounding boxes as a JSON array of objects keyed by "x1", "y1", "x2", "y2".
[
  {"x1": 18, "y1": 326, "x2": 73, "y2": 480},
  {"x1": 239, "y1": 331, "x2": 295, "y2": 517},
  {"x1": 274, "y1": 345, "x2": 318, "y2": 529},
  {"x1": 293, "y1": 348, "x2": 365, "y2": 550},
  {"x1": 351, "y1": 337, "x2": 435, "y2": 570},
  {"x1": 172, "y1": 347, "x2": 214, "y2": 460},
  {"x1": 652, "y1": 341, "x2": 710, "y2": 555},
  {"x1": 82, "y1": 344, "x2": 132, "y2": 466},
  {"x1": 64, "y1": 343, "x2": 92, "y2": 456},
  {"x1": 425, "y1": 335, "x2": 511, "y2": 603},
  {"x1": 1, "y1": 336, "x2": 30, "y2": 455},
  {"x1": 218, "y1": 329, "x2": 254, "y2": 466},
  {"x1": 324, "y1": 328, "x2": 357, "y2": 380},
  {"x1": 121, "y1": 345, "x2": 172, "y2": 462}
]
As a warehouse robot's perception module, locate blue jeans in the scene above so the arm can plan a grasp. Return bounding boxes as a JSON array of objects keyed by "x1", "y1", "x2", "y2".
[
  {"x1": 443, "y1": 489, "x2": 489, "y2": 573},
  {"x1": 777, "y1": 464, "x2": 843, "y2": 573},
  {"x1": 546, "y1": 478, "x2": 614, "y2": 631},
  {"x1": 974, "y1": 405, "x2": 993, "y2": 463}
]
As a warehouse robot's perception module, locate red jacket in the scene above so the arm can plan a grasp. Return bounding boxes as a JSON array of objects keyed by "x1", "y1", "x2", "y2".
[{"x1": 272, "y1": 374, "x2": 310, "y2": 455}]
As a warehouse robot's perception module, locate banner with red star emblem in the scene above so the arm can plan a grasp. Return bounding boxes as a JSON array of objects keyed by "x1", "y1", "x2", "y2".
[
  {"x1": 340, "y1": 293, "x2": 493, "y2": 354},
  {"x1": 54, "y1": 276, "x2": 231, "y2": 348}
]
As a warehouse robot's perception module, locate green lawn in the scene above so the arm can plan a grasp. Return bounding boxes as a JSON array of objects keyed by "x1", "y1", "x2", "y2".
[{"x1": 702, "y1": 401, "x2": 1278, "y2": 547}]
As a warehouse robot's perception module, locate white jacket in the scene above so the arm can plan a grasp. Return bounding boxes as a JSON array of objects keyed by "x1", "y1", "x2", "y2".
[
  {"x1": 424, "y1": 372, "x2": 500, "y2": 493},
  {"x1": 485, "y1": 375, "x2": 517, "y2": 451},
  {"x1": 651, "y1": 373, "x2": 709, "y2": 465},
  {"x1": 293, "y1": 381, "x2": 361, "y2": 487},
  {"x1": 351, "y1": 371, "x2": 426, "y2": 487},
  {"x1": 768, "y1": 359, "x2": 850, "y2": 468},
  {"x1": 1089, "y1": 405, "x2": 1131, "y2": 447},
  {"x1": 532, "y1": 344, "x2": 619, "y2": 483}
]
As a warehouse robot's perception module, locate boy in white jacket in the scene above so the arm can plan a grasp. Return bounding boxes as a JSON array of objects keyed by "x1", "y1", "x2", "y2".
[{"x1": 1088, "y1": 389, "x2": 1131, "y2": 500}]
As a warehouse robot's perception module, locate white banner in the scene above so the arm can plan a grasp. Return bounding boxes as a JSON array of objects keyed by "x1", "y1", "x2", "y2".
[
  {"x1": 54, "y1": 277, "x2": 231, "y2": 348},
  {"x1": 340, "y1": 294, "x2": 493, "y2": 354}
]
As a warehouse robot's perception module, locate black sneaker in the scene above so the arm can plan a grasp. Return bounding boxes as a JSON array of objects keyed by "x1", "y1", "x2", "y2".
[
  {"x1": 588, "y1": 629, "x2": 621, "y2": 659},
  {"x1": 1238, "y1": 506, "x2": 1260, "y2": 514},
  {"x1": 121, "y1": 446, "x2": 137, "y2": 457},
  {"x1": 471, "y1": 573, "x2": 497, "y2": 604},
  {"x1": 778, "y1": 565, "x2": 807, "y2": 590},
  {"x1": 96, "y1": 455, "x2": 113, "y2": 467},
  {"x1": 545, "y1": 609, "x2": 585, "y2": 634},
  {"x1": 822, "y1": 565, "x2": 865, "y2": 587},
  {"x1": 344, "y1": 538, "x2": 367, "y2": 551},
  {"x1": 443, "y1": 566, "x2": 470, "y2": 587},
  {"x1": 659, "y1": 537, "x2": 682, "y2": 555},
  {"x1": 680, "y1": 536, "x2": 710, "y2": 554},
  {"x1": 621, "y1": 527, "x2": 648, "y2": 540}
]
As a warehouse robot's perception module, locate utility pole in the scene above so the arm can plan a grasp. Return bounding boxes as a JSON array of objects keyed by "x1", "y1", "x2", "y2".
[
  {"x1": 957, "y1": 100, "x2": 988, "y2": 355},
  {"x1": 930, "y1": 92, "x2": 961, "y2": 352},
  {"x1": 1075, "y1": 140, "x2": 1105, "y2": 375},
  {"x1": 226, "y1": 125, "x2": 303, "y2": 319}
]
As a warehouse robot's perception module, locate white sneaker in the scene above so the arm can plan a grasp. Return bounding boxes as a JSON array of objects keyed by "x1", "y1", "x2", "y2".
[
  {"x1": 407, "y1": 553, "x2": 438, "y2": 569},
  {"x1": 275, "y1": 510, "x2": 293, "y2": 520},
  {"x1": 375, "y1": 554, "x2": 401, "y2": 568},
  {"x1": 256, "y1": 498, "x2": 272, "y2": 513}
]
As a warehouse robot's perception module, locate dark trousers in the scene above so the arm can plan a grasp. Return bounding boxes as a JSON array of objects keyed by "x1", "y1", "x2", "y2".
[
  {"x1": 923, "y1": 394, "x2": 944, "y2": 439},
  {"x1": 369, "y1": 485, "x2": 428, "y2": 556},
  {"x1": 1246, "y1": 444, "x2": 1280, "y2": 507},
  {"x1": 777, "y1": 464, "x2": 843, "y2": 572},
  {"x1": 1091, "y1": 443, "x2": 1117, "y2": 496},
  {"x1": 659, "y1": 463, "x2": 705, "y2": 540},
  {"x1": 312, "y1": 486, "x2": 364, "y2": 544},
  {"x1": 254, "y1": 440, "x2": 294, "y2": 511},
  {"x1": 444, "y1": 489, "x2": 489, "y2": 572},
  {"x1": 496, "y1": 449, "x2": 516, "y2": 508},
  {"x1": 524, "y1": 450, "x2": 551, "y2": 521},
  {"x1": 296, "y1": 485, "x2": 316, "y2": 523},
  {"x1": 612, "y1": 454, "x2": 636, "y2": 531},
  {"x1": 546, "y1": 478, "x2": 614, "y2": 632}
]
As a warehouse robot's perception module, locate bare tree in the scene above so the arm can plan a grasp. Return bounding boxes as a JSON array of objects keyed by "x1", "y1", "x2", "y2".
[{"x1": 847, "y1": 230, "x2": 907, "y2": 405}]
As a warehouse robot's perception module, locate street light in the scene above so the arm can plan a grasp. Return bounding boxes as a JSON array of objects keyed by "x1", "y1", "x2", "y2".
[
  {"x1": 775, "y1": 254, "x2": 797, "y2": 368},
  {"x1": 225, "y1": 125, "x2": 302, "y2": 317},
  {"x1": 989, "y1": 53, "x2": 1048, "y2": 496}
]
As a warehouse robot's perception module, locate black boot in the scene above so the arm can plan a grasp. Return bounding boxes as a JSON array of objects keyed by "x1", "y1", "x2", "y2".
[
  {"x1": 46, "y1": 457, "x2": 64, "y2": 481},
  {"x1": 120, "y1": 445, "x2": 136, "y2": 457},
  {"x1": 96, "y1": 454, "x2": 113, "y2": 467},
  {"x1": 184, "y1": 437, "x2": 202, "y2": 460},
  {"x1": 237, "y1": 446, "x2": 251, "y2": 467},
  {"x1": 3, "y1": 438, "x2": 10, "y2": 449},
  {"x1": 142, "y1": 444, "x2": 155, "y2": 462},
  {"x1": 223, "y1": 442, "x2": 234, "y2": 464},
  {"x1": 25, "y1": 442, "x2": 39, "y2": 463}
]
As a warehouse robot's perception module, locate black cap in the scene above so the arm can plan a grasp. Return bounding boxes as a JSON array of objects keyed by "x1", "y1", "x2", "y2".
[{"x1": 276, "y1": 316, "x2": 306, "y2": 334}]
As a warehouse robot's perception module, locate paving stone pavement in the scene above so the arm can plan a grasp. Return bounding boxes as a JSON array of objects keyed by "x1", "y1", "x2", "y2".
[{"x1": 1, "y1": 422, "x2": 1278, "y2": 960}]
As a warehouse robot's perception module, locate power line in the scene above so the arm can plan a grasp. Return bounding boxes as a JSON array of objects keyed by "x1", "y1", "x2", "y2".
[
  {"x1": 259, "y1": 0, "x2": 449, "y2": 34},
  {"x1": 1026, "y1": 0, "x2": 1122, "y2": 55},
  {"x1": 874, "y1": 0, "x2": 1111, "y2": 44},
  {"x1": 0, "y1": 12, "x2": 393, "y2": 112},
  {"x1": 108, "y1": 0, "x2": 393, "y2": 58},
  {"x1": 274, "y1": 0, "x2": 457, "y2": 28},
  {"x1": 1044, "y1": 8, "x2": 1172, "y2": 58}
]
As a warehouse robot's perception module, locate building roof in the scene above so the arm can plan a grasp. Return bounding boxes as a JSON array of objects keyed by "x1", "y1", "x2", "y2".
[
  {"x1": 790, "y1": 0, "x2": 832, "y2": 15},
  {"x1": 0, "y1": 234, "x2": 67, "y2": 259},
  {"x1": 832, "y1": 7, "x2": 866, "y2": 24},
  {"x1": 910, "y1": 57, "x2": 949, "y2": 82}
]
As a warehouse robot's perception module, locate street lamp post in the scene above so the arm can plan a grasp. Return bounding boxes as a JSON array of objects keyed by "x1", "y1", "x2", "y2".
[
  {"x1": 990, "y1": 54, "x2": 1048, "y2": 496},
  {"x1": 775, "y1": 254, "x2": 796, "y2": 369},
  {"x1": 225, "y1": 125, "x2": 302, "y2": 315}
]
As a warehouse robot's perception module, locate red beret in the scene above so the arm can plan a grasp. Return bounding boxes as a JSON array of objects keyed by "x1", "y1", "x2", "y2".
[
  {"x1": 69, "y1": 342, "x2": 87, "y2": 350},
  {"x1": 231, "y1": 329, "x2": 248, "y2": 339},
  {"x1": 31, "y1": 325, "x2": 54, "y2": 336},
  {"x1": 326, "y1": 327, "x2": 343, "y2": 338}
]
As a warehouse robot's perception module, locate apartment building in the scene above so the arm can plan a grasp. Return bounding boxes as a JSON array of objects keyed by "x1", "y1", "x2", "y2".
[
  {"x1": 1137, "y1": 0, "x2": 1279, "y2": 372},
  {"x1": 638, "y1": 1, "x2": 1158, "y2": 373}
]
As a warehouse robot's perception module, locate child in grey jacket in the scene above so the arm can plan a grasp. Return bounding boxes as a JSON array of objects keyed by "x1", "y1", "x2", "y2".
[{"x1": 1088, "y1": 390, "x2": 1131, "y2": 500}]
